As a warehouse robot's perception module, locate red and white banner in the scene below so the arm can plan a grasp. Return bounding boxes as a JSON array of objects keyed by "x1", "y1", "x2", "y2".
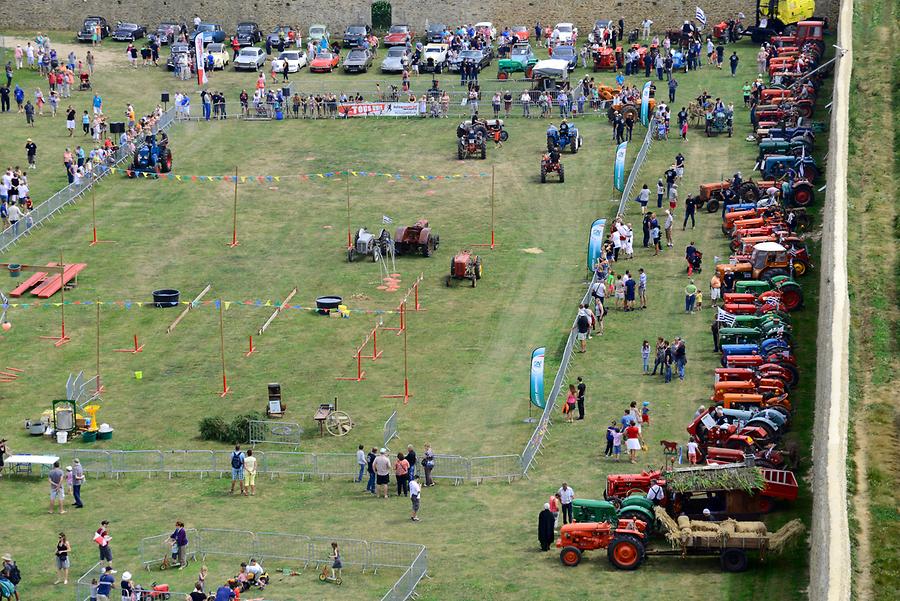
[
  {"x1": 337, "y1": 102, "x2": 420, "y2": 117},
  {"x1": 195, "y1": 33, "x2": 207, "y2": 85}
]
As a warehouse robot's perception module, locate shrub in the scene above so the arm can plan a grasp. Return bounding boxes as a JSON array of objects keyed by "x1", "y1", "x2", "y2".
[
  {"x1": 371, "y1": 1, "x2": 392, "y2": 32},
  {"x1": 198, "y1": 416, "x2": 228, "y2": 442},
  {"x1": 226, "y1": 412, "x2": 263, "y2": 445}
]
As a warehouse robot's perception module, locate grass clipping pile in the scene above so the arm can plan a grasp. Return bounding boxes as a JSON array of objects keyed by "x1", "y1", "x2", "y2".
[
  {"x1": 655, "y1": 507, "x2": 805, "y2": 554},
  {"x1": 665, "y1": 465, "x2": 767, "y2": 494}
]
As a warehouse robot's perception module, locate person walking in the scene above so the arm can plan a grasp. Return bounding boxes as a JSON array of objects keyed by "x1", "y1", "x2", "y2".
[
  {"x1": 72, "y1": 458, "x2": 84, "y2": 508},
  {"x1": 394, "y1": 452, "x2": 410, "y2": 497},
  {"x1": 244, "y1": 449, "x2": 257, "y2": 496},
  {"x1": 729, "y1": 51, "x2": 739, "y2": 76},
  {"x1": 229, "y1": 445, "x2": 246, "y2": 496},
  {"x1": 48, "y1": 461, "x2": 66, "y2": 514},
  {"x1": 558, "y1": 483, "x2": 575, "y2": 524},
  {"x1": 422, "y1": 444, "x2": 436, "y2": 486},
  {"x1": 373, "y1": 448, "x2": 391, "y2": 499},
  {"x1": 638, "y1": 268, "x2": 648, "y2": 309},
  {"x1": 95, "y1": 520, "x2": 113, "y2": 569},
  {"x1": 355, "y1": 445, "x2": 366, "y2": 483},
  {"x1": 576, "y1": 376, "x2": 586, "y2": 420},
  {"x1": 674, "y1": 338, "x2": 688, "y2": 381},
  {"x1": 168, "y1": 521, "x2": 189, "y2": 569},
  {"x1": 409, "y1": 476, "x2": 421, "y2": 521},
  {"x1": 668, "y1": 76, "x2": 678, "y2": 103},
  {"x1": 54, "y1": 532, "x2": 71, "y2": 584},
  {"x1": 96, "y1": 566, "x2": 116, "y2": 601},
  {"x1": 685, "y1": 280, "x2": 698, "y2": 313},
  {"x1": 682, "y1": 194, "x2": 697, "y2": 229},
  {"x1": 574, "y1": 305, "x2": 591, "y2": 353},
  {"x1": 538, "y1": 503, "x2": 555, "y2": 551},
  {"x1": 329, "y1": 543, "x2": 343, "y2": 582}
]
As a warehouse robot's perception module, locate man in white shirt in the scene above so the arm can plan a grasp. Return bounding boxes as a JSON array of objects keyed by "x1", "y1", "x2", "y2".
[
  {"x1": 646, "y1": 479, "x2": 665, "y2": 505},
  {"x1": 557, "y1": 483, "x2": 575, "y2": 524},
  {"x1": 409, "y1": 476, "x2": 421, "y2": 521},
  {"x1": 372, "y1": 449, "x2": 392, "y2": 499},
  {"x1": 7, "y1": 202, "x2": 23, "y2": 235},
  {"x1": 246, "y1": 558, "x2": 264, "y2": 578},
  {"x1": 642, "y1": 19, "x2": 653, "y2": 39},
  {"x1": 355, "y1": 445, "x2": 366, "y2": 483}
]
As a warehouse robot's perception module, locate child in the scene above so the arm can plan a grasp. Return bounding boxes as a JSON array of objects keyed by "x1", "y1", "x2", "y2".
[
  {"x1": 612, "y1": 428, "x2": 623, "y2": 461},
  {"x1": 656, "y1": 178, "x2": 665, "y2": 208},
  {"x1": 657, "y1": 117, "x2": 667, "y2": 140},
  {"x1": 90, "y1": 578, "x2": 98, "y2": 601},
  {"x1": 641, "y1": 401, "x2": 651, "y2": 427},
  {"x1": 680, "y1": 119, "x2": 688, "y2": 141},
  {"x1": 548, "y1": 493, "x2": 560, "y2": 527},
  {"x1": 330, "y1": 542, "x2": 342, "y2": 581},
  {"x1": 492, "y1": 127, "x2": 503, "y2": 148},
  {"x1": 641, "y1": 341, "x2": 651, "y2": 374},
  {"x1": 695, "y1": 289, "x2": 703, "y2": 312},
  {"x1": 687, "y1": 437, "x2": 699, "y2": 464}
]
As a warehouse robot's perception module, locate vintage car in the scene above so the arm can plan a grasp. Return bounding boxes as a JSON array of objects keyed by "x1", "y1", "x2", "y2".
[
  {"x1": 191, "y1": 23, "x2": 226, "y2": 45},
  {"x1": 425, "y1": 23, "x2": 447, "y2": 43},
  {"x1": 474, "y1": 21, "x2": 497, "y2": 40},
  {"x1": 343, "y1": 24, "x2": 371, "y2": 48},
  {"x1": 421, "y1": 43, "x2": 450, "y2": 72},
  {"x1": 343, "y1": 48, "x2": 373, "y2": 73},
  {"x1": 550, "y1": 44, "x2": 578, "y2": 71},
  {"x1": 155, "y1": 21, "x2": 180, "y2": 45},
  {"x1": 384, "y1": 24, "x2": 413, "y2": 46},
  {"x1": 233, "y1": 46, "x2": 266, "y2": 70},
  {"x1": 381, "y1": 46, "x2": 410, "y2": 73},
  {"x1": 510, "y1": 25, "x2": 530, "y2": 42},
  {"x1": 235, "y1": 22, "x2": 262, "y2": 46},
  {"x1": 552, "y1": 22, "x2": 578, "y2": 43},
  {"x1": 205, "y1": 43, "x2": 230, "y2": 69},
  {"x1": 77, "y1": 16, "x2": 110, "y2": 42},
  {"x1": 449, "y1": 48, "x2": 492, "y2": 72},
  {"x1": 266, "y1": 25, "x2": 297, "y2": 47},
  {"x1": 308, "y1": 24, "x2": 330, "y2": 44},
  {"x1": 112, "y1": 22, "x2": 146, "y2": 42},
  {"x1": 309, "y1": 49, "x2": 340, "y2": 72},
  {"x1": 271, "y1": 50, "x2": 308, "y2": 73}
]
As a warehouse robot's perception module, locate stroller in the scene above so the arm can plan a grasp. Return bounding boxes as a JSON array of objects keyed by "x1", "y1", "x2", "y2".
[
  {"x1": 79, "y1": 71, "x2": 92, "y2": 91},
  {"x1": 687, "y1": 250, "x2": 703, "y2": 275}
]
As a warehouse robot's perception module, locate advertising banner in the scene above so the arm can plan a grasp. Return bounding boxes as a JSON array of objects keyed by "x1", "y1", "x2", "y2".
[
  {"x1": 614, "y1": 142, "x2": 627, "y2": 191},
  {"x1": 337, "y1": 102, "x2": 420, "y2": 117},
  {"x1": 529, "y1": 347, "x2": 546, "y2": 409},
  {"x1": 640, "y1": 81, "x2": 652, "y2": 126},
  {"x1": 587, "y1": 218, "x2": 607, "y2": 271}
]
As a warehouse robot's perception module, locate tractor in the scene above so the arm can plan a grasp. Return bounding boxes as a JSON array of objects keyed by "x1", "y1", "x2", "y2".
[
  {"x1": 129, "y1": 133, "x2": 172, "y2": 176},
  {"x1": 446, "y1": 251, "x2": 483, "y2": 287},
  {"x1": 572, "y1": 497, "x2": 656, "y2": 534},
  {"x1": 557, "y1": 519, "x2": 648, "y2": 570},
  {"x1": 715, "y1": 243, "x2": 806, "y2": 306},
  {"x1": 705, "y1": 109, "x2": 734, "y2": 137},
  {"x1": 394, "y1": 220, "x2": 439, "y2": 257},
  {"x1": 348, "y1": 227, "x2": 393, "y2": 262},
  {"x1": 592, "y1": 46, "x2": 622, "y2": 71},
  {"x1": 457, "y1": 123, "x2": 487, "y2": 160},
  {"x1": 758, "y1": 154, "x2": 819, "y2": 181},
  {"x1": 546, "y1": 123, "x2": 583, "y2": 153},
  {"x1": 540, "y1": 151, "x2": 565, "y2": 183},
  {"x1": 770, "y1": 20, "x2": 826, "y2": 51}
]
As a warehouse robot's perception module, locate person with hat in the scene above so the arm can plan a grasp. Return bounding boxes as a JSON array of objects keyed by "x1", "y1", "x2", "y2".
[
  {"x1": 25, "y1": 138, "x2": 36, "y2": 169},
  {"x1": 72, "y1": 458, "x2": 85, "y2": 508},
  {"x1": 95, "y1": 520, "x2": 113, "y2": 569},
  {"x1": 537, "y1": 503, "x2": 555, "y2": 551},
  {"x1": 120, "y1": 571, "x2": 135, "y2": 599},
  {"x1": 96, "y1": 566, "x2": 115, "y2": 601},
  {"x1": 0, "y1": 553, "x2": 19, "y2": 600},
  {"x1": 372, "y1": 448, "x2": 391, "y2": 499}
]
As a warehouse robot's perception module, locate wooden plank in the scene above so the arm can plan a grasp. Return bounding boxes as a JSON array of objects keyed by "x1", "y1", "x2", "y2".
[
  {"x1": 32, "y1": 263, "x2": 87, "y2": 298},
  {"x1": 8, "y1": 262, "x2": 57, "y2": 297},
  {"x1": 166, "y1": 284, "x2": 212, "y2": 334}
]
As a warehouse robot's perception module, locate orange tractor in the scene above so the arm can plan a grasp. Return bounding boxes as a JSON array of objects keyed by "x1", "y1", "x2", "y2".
[
  {"x1": 716, "y1": 242, "x2": 808, "y2": 292},
  {"x1": 446, "y1": 251, "x2": 483, "y2": 287},
  {"x1": 557, "y1": 519, "x2": 648, "y2": 569},
  {"x1": 394, "y1": 219, "x2": 439, "y2": 257}
]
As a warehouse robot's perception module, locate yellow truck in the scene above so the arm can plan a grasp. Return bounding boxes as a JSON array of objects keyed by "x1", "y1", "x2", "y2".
[{"x1": 745, "y1": 0, "x2": 818, "y2": 43}]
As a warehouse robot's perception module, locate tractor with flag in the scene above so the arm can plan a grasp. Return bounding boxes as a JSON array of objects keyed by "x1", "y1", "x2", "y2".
[{"x1": 128, "y1": 132, "x2": 172, "y2": 177}]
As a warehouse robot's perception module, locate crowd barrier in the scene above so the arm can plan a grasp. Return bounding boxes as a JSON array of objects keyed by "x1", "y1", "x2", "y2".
[
  {"x1": 383, "y1": 410, "x2": 399, "y2": 450},
  {"x1": 618, "y1": 117, "x2": 658, "y2": 216}
]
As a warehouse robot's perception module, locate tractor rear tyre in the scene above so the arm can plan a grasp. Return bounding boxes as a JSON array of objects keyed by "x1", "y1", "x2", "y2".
[
  {"x1": 792, "y1": 211, "x2": 812, "y2": 230},
  {"x1": 608, "y1": 535, "x2": 645, "y2": 570},
  {"x1": 540, "y1": 166, "x2": 547, "y2": 183},
  {"x1": 571, "y1": 139, "x2": 577, "y2": 154},
  {"x1": 474, "y1": 256, "x2": 483, "y2": 279},
  {"x1": 619, "y1": 509, "x2": 654, "y2": 533},
  {"x1": 347, "y1": 248, "x2": 356, "y2": 262},
  {"x1": 480, "y1": 143, "x2": 486, "y2": 160},
  {"x1": 500, "y1": 130, "x2": 509, "y2": 142},
  {"x1": 559, "y1": 546, "x2": 582, "y2": 567},
  {"x1": 707, "y1": 197, "x2": 720, "y2": 213},
  {"x1": 720, "y1": 548, "x2": 749, "y2": 573},
  {"x1": 763, "y1": 268, "x2": 790, "y2": 285},
  {"x1": 739, "y1": 182, "x2": 761, "y2": 202},
  {"x1": 558, "y1": 165, "x2": 565, "y2": 183},
  {"x1": 497, "y1": 71, "x2": 509, "y2": 80},
  {"x1": 622, "y1": 106, "x2": 638, "y2": 121}
]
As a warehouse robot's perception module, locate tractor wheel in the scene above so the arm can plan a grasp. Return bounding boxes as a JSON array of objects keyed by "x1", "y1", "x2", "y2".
[
  {"x1": 791, "y1": 260, "x2": 808, "y2": 277},
  {"x1": 571, "y1": 139, "x2": 577, "y2": 154},
  {"x1": 763, "y1": 268, "x2": 790, "y2": 284},
  {"x1": 619, "y1": 509, "x2": 654, "y2": 533},
  {"x1": 558, "y1": 165, "x2": 565, "y2": 183},
  {"x1": 791, "y1": 184, "x2": 814, "y2": 207},
  {"x1": 793, "y1": 212, "x2": 812, "y2": 231},
  {"x1": 474, "y1": 256, "x2": 483, "y2": 279},
  {"x1": 540, "y1": 166, "x2": 547, "y2": 183},
  {"x1": 423, "y1": 238, "x2": 433, "y2": 257},
  {"x1": 161, "y1": 149, "x2": 173, "y2": 173},
  {"x1": 559, "y1": 546, "x2": 582, "y2": 567},
  {"x1": 607, "y1": 535, "x2": 645, "y2": 570},
  {"x1": 622, "y1": 106, "x2": 638, "y2": 121},
  {"x1": 707, "y1": 197, "x2": 720, "y2": 213},
  {"x1": 458, "y1": 146, "x2": 464, "y2": 160},
  {"x1": 347, "y1": 248, "x2": 356, "y2": 262},
  {"x1": 480, "y1": 143, "x2": 486, "y2": 160},
  {"x1": 739, "y1": 182, "x2": 761, "y2": 202},
  {"x1": 725, "y1": 436, "x2": 754, "y2": 452},
  {"x1": 500, "y1": 130, "x2": 509, "y2": 142},
  {"x1": 781, "y1": 288, "x2": 803, "y2": 311},
  {"x1": 497, "y1": 71, "x2": 508, "y2": 80},
  {"x1": 720, "y1": 548, "x2": 749, "y2": 573}
]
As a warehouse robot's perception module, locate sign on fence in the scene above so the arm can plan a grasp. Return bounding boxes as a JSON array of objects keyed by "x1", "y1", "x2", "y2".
[
  {"x1": 249, "y1": 420, "x2": 303, "y2": 447},
  {"x1": 338, "y1": 102, "x2": 420, "y2": 117}
]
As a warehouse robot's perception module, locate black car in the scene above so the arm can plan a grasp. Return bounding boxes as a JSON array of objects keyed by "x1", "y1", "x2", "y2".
[
  {"x1": 235, "y1": 22, "x2": 261, "y2": 46},
  {"x1": 425, "y1": 23, "x2": 447, "y2": 43},
  {"x1": 342, "y1": 24, "x2": 371, "y2": 48},
  {"x1": 76, "y1": 16, "x2": 110, "y2": 42},
  {"x1": 166, "y1": 43, "x2": 193, "y2": 70},
  {"x1": 155, "y1": 21, "x2": 180, "y2": 45},
  {"x1": 449, "y1": 48, "x2": 493, "y2": 72},
  {"x1": 112, "y1": 22, "x2": 146, "y2": 42},
  {"x1": 343, "y1": 48, "x2": 373, "y2": 73}
]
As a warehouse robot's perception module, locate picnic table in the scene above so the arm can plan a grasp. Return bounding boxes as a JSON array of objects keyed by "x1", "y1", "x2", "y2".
[{"x1": 4, "y1": 454, "x2": 61, "y2": 476}]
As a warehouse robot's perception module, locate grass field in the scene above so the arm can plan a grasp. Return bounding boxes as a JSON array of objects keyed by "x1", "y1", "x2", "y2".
[{"x1": 0, "y1": 32, "x2": 825, "y2": 600}]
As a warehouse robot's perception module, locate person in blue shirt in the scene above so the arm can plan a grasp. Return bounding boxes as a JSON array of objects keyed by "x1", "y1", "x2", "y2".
[
  {"x1": 14, "y1": 85, "x2": 24, "y2": 111},
  {"x1": 214, "y1": 583, "x2": 236, "y2": 601},
  {"x1": 615, "y1": 73, "x2": 625, "y2": 87},
  {"x1": 92, "y1": 93, "x2": 102, "y2": 115},
  {"x1": 97, "y1": 566, "x2": 116, "y2": 599}
]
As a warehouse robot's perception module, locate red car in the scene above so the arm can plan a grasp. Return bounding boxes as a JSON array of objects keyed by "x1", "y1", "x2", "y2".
[
  {"x1": 384, "y1": 24, "x2": 413, "y2": 46},
  {"x1": 511, "y1": 25, "x2": 530, "y2": 42},
  {"x1": 309, "y1": 50, "x2": 340, "y2": 72}
]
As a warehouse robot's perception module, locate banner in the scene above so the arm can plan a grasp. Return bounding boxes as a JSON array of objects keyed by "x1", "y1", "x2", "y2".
[
  {"x1": 614, "y1": 142, "x2": 627, "y2": 191},
  {"x1": 587, "y1": 218, "x2": 607, "y2": 271},
  {"x1": 640, "y1": 81, "x2": 652, "y2": 126},
  {"x1": 194, "y1": 33, "x2": 207, "y2": 85},
  {"x1": 337, "y1": 102, "x2": 420, "y2": 117},
  {"x1": 529, "y1": 347, "x2": 546, "y2": 409}
]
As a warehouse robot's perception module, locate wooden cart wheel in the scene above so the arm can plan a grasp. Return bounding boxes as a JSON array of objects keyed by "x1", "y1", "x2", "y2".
[{"x1": 325, "y1": 410, "x2": 354, "y2": 436}]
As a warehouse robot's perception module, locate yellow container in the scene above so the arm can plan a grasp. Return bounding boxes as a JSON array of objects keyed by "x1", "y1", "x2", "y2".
[{"x1": 134, "y1": 371, "x2": 143, "y2": 380}]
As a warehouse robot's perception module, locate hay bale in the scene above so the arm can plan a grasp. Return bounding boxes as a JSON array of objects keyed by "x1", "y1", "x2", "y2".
[
  {"x1": 677, "y1": 515, "x2": 691, "y2": 529},
  {"x1": 768, "y1": 519, "x2": 806, "y2": 554},
  {"x1": 690, "y1": 521, "x2": 721, "y2": 532},
  {"x1": 735, "y1": 521, "x2": 768, "y2": 535},
  {"x1": 719, "y1": 520, "x2": 736, "y2": 538}
]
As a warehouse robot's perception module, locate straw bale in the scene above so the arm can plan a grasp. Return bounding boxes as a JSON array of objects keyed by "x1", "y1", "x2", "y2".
[
  {"x1": 690, "y1": 521, "x2": 721, "y2": 532},
  {"x1": 735, "y1": 521, "x2": 769, "y2": 535},
  {"x1": 677, "y1": 515, "x2": 691, "y2": 529},
  {"x1": 768, "y1": 519, "x2": 806, "y2": 553}
]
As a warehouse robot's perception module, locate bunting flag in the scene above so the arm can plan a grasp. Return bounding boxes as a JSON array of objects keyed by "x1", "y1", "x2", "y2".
[
  {"x1": 108, "y1": 168, "x2": 492, "y2": 183},
  {"x1": 1, "y1": 299, "x2": 403, "y2": 316}
]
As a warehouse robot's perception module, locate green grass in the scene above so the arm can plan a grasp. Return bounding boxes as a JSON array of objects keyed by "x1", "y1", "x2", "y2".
[{"x1": 0, "y1": 32, "x2": 822, "y2": 600}]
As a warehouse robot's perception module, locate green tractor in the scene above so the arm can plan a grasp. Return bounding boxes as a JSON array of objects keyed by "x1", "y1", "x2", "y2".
[
  {"x1": 572, "y1": 496, "x2": 656, "y2": 533},
  {"x1": 705, "y1": 109, "x2": 734, "y2": 137}
]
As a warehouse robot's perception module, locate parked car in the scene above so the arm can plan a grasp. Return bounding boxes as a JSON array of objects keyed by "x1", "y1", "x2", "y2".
[
  {"x1": 343, "y1": 24, "x2": 371, "y2": 48},
  {"x1": 509, "y1": 43, "x2": 536, "y2": 67},
  {"x1": 552, "y1": 22, "x2": 577, "y2": 44},
  {"x1": 343, "y1": 48, "x2": 373, "y2": 73},
  {"x1": 384, "y1": 24, "x2": 413, "y2": 46},
  {"x1": 192, "y1": 23, "x2": 226, "y2": 45},
  {"x1": 308, "y1": 23, "x2": 330, "y2": 44},
  {"x1": 510, "y1": 25, "x2": 530, "y2": 42},
  {"x1": 166, "y1": 43, "x2": 193, "y2": 71},
  {"x1": 474, "y1": 22, "x2": 497, "y2": 40},
  {"x1": 421, "y1": 43, "x2": 450, "y2": 72},
  {"x1": 266, "y1": 25, "x2": 297, "y2": 48},
  {"x1": 205, "y1": 43, "x2": 230, "y2": 69},
  {"x1": 381, "y1": 46, "x2": 410, "y2": 72},
  {"x1": 112, "y1": 22, "x2": 146, "y2": 42},
  {"x1": 425, "y1": 23, "x2": 447, "y2": 43},
  {"x1": 235, "y1": 22, "x2": 262, "y2": 46},
  {"x1": 550, "y1": 44, "x2": 577, "y2": 71},
  {"x1": 449, "y1": 48, "x2": 492, "y2": 72},
  {"x1": 271, "y1": 50, "x2": 308, "y2": 73},
  {"x1": 155, "y1": 21, "x2": 180, "y2": 45},
  {"x1": 309, "y1": 49, "x2": 340, "y2": 72},
  {"x1": 233, "y1": 46, "x2": 266, "y2": 70},
  {"x1": 76, "y1": 16, "x2": 110, "y2": 42}
]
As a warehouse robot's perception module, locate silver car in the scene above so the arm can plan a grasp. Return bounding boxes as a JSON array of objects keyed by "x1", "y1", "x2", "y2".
[
  {"x1": 234, "y1": 46, "x2": 266, "y2": 71},
  {"x1": 381, "y1": 46, "x2": 409, "y2": 73}
]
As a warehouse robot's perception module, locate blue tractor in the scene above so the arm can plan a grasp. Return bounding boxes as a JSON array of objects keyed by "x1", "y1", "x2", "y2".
[
  {"x1": 129, "y1": 133, "x2": 172, "y2": 177},
  {"x1": 546, "y1": 122, "x2": 583, "y2": 154}
]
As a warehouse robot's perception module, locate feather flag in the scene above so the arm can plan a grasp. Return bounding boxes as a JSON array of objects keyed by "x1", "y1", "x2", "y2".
[{"x1": 695, "y1": 6, "x2": 708, "y2": 27}]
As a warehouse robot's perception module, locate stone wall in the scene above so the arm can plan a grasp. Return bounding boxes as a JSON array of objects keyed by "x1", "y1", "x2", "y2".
[{"x1": 7, "y1": 0, "x2": 838, "y2": 38}]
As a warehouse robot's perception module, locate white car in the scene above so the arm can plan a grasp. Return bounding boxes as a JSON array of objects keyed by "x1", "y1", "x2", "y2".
[
  {"x1": 233, "y1": 46, "x2": 266, "y2": 71},
  {"x1": 552, "y1": 22, "x2": 578, "y2": 43},
  {"x1": 271, "y1": 50, "x2": 308, "y2": 73},
  {"x1": 474, "y1": 21, "x2": 497, "y2": 40},
  {"x1": 421, "y1": 43, "x2": 449, "y2": 72}
]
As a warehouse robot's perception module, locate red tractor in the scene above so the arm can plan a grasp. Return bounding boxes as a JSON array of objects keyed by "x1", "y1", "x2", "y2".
[
  {"x1": 446, "y1": 251, "x2": 483, "y2": 287},
  {"x1": 770, "y1": 21, "x2": 826, "y2": 51},
  {"x1": 592, "y1": 46, "x2": 621, "y2": 71},
  {"x1": 557, "y1": 519, "x2": 648, "y2": 569},
  {"x1": 540, "y1": 152, "x2": 564, "y2": 183},
  {"x1": 394, "y1": 220, "x2": 439, "y2": 257}
]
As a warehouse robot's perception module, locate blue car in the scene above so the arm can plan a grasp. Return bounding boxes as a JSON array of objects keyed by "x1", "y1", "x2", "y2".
[
  {"x1": 551, "y1": 44, "x2": 578, "y2": 71},
  {"x1": 191, "y1": 23, "x2": 225, "y2": 45}
]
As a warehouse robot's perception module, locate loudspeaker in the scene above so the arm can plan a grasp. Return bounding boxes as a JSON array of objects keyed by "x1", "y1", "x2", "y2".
[
  {"x1": 161, "y1": 92, "x2": 170, "y2": 103},
  {"x1": 281, "y1": 87, "x2": 291, "y2": 98},
  {"x1": 109, "y1": 122, "x2": 125, "y2": 134}
]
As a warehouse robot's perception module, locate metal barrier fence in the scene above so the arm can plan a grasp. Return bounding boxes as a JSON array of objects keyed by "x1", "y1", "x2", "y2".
[
  {"x1": 249, "y1": 420, "x2": 304, "y2": 447},
  {"x1": 0, "y1": 107, "x2": 176, "y2": 255},
  {"x1": 383, "y1": 410, "x2": 399, "y2": 450},
  {"x1": 618, "y1": 117, "x2": 657, "y2": 216},
  {"x1": 380, "y1": 546, "x2": 428, "y2": 601}
]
